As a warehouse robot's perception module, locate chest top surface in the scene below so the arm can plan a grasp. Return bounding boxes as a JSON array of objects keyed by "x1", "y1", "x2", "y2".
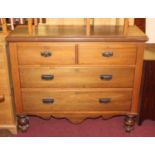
[{"x1": 6, "y1": 25, "x2": 148, "y2": 42}]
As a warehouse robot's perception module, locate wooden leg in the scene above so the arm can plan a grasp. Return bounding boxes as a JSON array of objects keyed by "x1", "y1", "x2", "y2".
[
  {"x1": 124, "y1": 115, "x2": 136, "y2": 132},
  {"x1": 17, "y1": 115, "x2": 29, "y2": 132}
]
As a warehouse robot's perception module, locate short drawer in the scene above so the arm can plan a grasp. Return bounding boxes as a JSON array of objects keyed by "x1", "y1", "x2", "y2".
[
  {"x1": 78, "y1": 43, "x2": 137, "y2": 65},
  {"x1": 0, "y1": 90, "x2": 13, "y2": 124},
  {"x1": 20, "y1": 66, "x2": 135, "y2": 88},
  {"x1": 22, "y1": 89, "x2": 132, "y2": 112},
  {"x1": 17, "y1": 43, "x2": 76, "y2": 65},
  {"x1": 0, "y1": 70, "x2": 8, "y2": 88}
]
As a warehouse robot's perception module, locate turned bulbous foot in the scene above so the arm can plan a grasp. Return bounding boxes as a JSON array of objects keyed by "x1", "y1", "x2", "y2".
[
  {"x1": 124, "y1": 115, "x2": 136, "y2": 132},
  {"x1": 17, "y1": 115, "x2": 29, "y2": 132}
]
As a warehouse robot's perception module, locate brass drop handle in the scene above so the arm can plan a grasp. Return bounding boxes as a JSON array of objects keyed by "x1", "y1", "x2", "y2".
[
  {"x1": 102, "y1": 51, "x2": 113, "y2": 57},
  {"x1": 41, "y1": 74, "x2": 54, "y2": 80},
  {"x1": 99, "y1": 98, "x2": 111, "y2": 104},
  {"x1": 0, "y1": 95, "x2": 4, "y2": 102},
  {"x1": 41, "y1": 51, "x2": 52, "y2": 57},
  {"x1": 42, "y1": 98, "x2": 54, "y2": 104},
  {"x1": 100, "y1": 74, "x2": 112, "y2": 81}
]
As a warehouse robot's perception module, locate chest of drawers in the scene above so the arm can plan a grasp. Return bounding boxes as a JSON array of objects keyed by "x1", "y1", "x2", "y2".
[
  {"x1": 0, "y1": 34, "x2": 17, "y2": 134},
  {"x1": 7, "y1": 25, "x2": 147, "y2": 132}
]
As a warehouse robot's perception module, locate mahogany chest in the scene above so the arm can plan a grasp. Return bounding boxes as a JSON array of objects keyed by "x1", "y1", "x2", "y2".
[{"x1": 7, "y1": 25, "x2": 147, "y2": 132}]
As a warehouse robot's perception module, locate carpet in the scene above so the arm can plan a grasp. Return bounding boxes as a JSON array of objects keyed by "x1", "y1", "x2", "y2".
[{"x1": 11, "y1": 116, "x2": 155, "y2": 137}]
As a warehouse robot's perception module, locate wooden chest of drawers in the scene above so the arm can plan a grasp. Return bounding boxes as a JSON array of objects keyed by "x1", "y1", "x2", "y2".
[
  {"x1": 0, "y1": 34, "x2": 17, "y2": 134},
  {"x1": 7, "y1": 25, "x2": 147, "y2": 132}
]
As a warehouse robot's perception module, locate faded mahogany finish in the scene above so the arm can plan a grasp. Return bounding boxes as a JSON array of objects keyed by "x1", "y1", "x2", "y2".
[{"x1": 7, "y1": 24, "x2": 147, "y2": 132}]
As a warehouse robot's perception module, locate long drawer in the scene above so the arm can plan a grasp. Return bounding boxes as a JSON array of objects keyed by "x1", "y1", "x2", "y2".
[
  {"x1": 0, "y1": 90, "x2": 13, "y2": 124},
  {"x1": 78, "y1": 43, "x2": 137, "y2": 65},
  {"x1": 17, "y1": 43, "x2": 76, "y2": 65},
  {"x1": 22, "y1": 89, "x2": 132, "y2": 112},
  {"x1": 20, "y1": 66, "x2": 135, "y2": 88}
]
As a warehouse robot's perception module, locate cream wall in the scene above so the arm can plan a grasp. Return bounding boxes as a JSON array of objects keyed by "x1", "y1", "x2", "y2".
[{"x1": 146, "y1": 18, "x2": 155, "y2": 43}]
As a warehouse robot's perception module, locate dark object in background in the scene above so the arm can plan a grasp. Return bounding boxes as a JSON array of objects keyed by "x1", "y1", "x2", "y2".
[{"x1": 139, "y1": 44, "x2": 155, "y2": 124}]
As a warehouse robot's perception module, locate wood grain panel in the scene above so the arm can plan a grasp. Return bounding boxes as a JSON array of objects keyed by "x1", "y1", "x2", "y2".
[
  {"x1": 0, "y1": 70, "x2": 8, "y2": 88},
  {"x1": 9, "y1": 43, "x2": 22, "y2": 113},
  {"x1": 78, "y1": 43, "x2": 137, "y2": 65},
  {"x1": 0, "y1": 37, "x2": 17, "y2": 134},
  {"x1": 20, "y1": 66, "x2": 135, "y2": 88},
  {"x1": 0, "y1": 46, "x2": 5, "y2": 69},
  {"x1": 17, "y1": 43, "x2": 76, "y2": 65},
  {"x1": 131, "y1": 43, "x2": 144, "y2": 113},
  {"x1": 22, "y1": 88, "x2": 132, "y2": 112},
  {"x1": 0, "y1": 90, "x2": 14, "y2": 125}
]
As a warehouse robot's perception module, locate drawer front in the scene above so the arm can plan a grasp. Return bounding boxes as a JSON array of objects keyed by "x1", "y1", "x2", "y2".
[
  {"x1": 20, "y1": 67, "x2": 135, "y2": 88},
  {"x1": 0, "y1": 70, "x2": 8, "y2": 88},
  {"x1": 17, "y1": 43, "x2": 76, "y2": 65},
  {"x1": 0, "y1": 90, "x2": 14, "y2": 124},
  {"x1": 78, "y1": 43, "x2": 137, "y2": 65},
  {"x1": 22, "y1": 89, "x2": 132, "y2": 112}
]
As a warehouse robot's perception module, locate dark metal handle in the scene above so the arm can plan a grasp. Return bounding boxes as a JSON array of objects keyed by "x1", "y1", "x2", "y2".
[
  {"x1": 0, "y1": 95, "x2": 4, "y2": 102},
  {"x1": 102, "y1": 51, "x2": 113, "y2": 57},
  {"x1": 99, "y1": 98, "x2": 111, "y2": 104},
  {"x1": 100, "y1": 74, "x2": 112, "y2": 81},
  {"x1": 41, "y1": 51, "x2": 52, "y2": 57},
  {"x1": 41, "y1": 75, "x2": 54, "y2": 80},
  {"x1": 42, "y1": 98, "x2": 54, "y2": 104}
]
